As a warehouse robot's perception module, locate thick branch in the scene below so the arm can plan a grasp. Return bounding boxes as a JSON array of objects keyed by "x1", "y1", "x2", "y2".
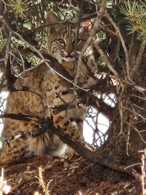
[{"x1": 0, "y1": 112, "x2": 133, "y2": 174}]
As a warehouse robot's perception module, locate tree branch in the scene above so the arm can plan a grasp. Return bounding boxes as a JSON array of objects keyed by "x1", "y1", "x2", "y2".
[{"x1": 1, "y1": 115, "x2": 133, "y2": 174}]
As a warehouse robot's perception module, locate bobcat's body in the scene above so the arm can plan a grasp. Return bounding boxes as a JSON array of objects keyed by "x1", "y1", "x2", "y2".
[{"x1": 0, "y1": 12, "x2": 96, "y2": 165}]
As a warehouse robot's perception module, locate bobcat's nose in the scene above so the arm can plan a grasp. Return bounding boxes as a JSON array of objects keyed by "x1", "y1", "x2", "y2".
[
  {"x1": 65, "y1": 44, "x2": 74, "y2": 55},
  {"x1": 66, "y1": 50, "x2": 72, "y2": 55}
]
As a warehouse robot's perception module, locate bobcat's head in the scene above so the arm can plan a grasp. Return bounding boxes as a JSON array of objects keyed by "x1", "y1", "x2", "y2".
[{"x1": 46, "y1": 11, "x2": 91, "y2": 63}]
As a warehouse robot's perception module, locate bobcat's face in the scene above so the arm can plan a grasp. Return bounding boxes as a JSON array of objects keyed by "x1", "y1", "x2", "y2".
[
  {"x1": 46, "y1": 12, "x2": 90, "y2": 62},
  {"x1": 48, "y1": 24, "x2": 84, "y2": 62}
]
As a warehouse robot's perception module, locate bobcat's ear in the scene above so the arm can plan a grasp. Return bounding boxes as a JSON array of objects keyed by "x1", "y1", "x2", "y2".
[
  {"x1": 46, "y1": 11, "x2": 61, "y2": 24},
  {"x1": 80, "y1": 20, "x2": 92, "y2": 31},
  {"x1": 46, "y1": 11, "x2": 61, "y2": 34}
]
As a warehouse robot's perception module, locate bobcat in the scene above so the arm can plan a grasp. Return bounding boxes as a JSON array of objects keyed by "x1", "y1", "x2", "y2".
[{"x1": 0, "y1": 12, "x2": 96, "y2": 165}]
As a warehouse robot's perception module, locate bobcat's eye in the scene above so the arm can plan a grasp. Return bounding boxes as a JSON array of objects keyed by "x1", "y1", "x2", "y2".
[
  {"x1": 72, "y1": 38, "x2": 81, "y2": 45},
  {"x1": 58, "y1": 38, "x2": 65, "y2": 44}
]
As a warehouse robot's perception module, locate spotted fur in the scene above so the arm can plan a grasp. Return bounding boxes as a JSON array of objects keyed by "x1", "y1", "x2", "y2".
[{"x1": 0, "y1": 12, "x2": 96, "y2": 165}]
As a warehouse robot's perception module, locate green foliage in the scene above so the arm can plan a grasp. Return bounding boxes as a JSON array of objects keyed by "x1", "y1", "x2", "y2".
[
  {"x1": 7, "y1": 0, "x2": 28, "y2": 18},
  {"x1": 120, "y1": 0, "x2": 146, "y2": 42},
  {"x1": 25, "y1": 53, "x2": 42, "y2": 67}
]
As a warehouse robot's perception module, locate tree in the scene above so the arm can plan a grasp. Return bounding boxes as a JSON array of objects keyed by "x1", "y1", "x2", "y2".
[{"x1": 0, "y1": 0, "x2": 146, "y2": 194}]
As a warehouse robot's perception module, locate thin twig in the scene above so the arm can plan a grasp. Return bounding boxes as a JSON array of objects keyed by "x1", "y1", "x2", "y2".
[
  {"x1": 105, "y1": 12, "x2": 130, "y2": 80},
  {"x1": 124, "y1": 121, "x2": 146, "y2": 145},
  {"x1": 130, "y1": 42, "x2": 146, "y2": 79},
  {"x1": 38, "y1": 167, "x2": 50, "y2": 195},
  {"x1": 74, "y1": 0, "x2": 108, "y2": 85},
  {"x1": 129, "y1": 94, "x2": 146, "y2": 102},
  {"x1": 93, "y1": 39, "x2": 119, "y2": 77},
  {"x1": 141, "y1": 154, "x2": 145, "y2": 195},
  {"x1": 4, "y1": 31, "x2": 11, "y2": 68},
  {"x1": 122, "y1": 105, "x2": 146, "y2": 121}
]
